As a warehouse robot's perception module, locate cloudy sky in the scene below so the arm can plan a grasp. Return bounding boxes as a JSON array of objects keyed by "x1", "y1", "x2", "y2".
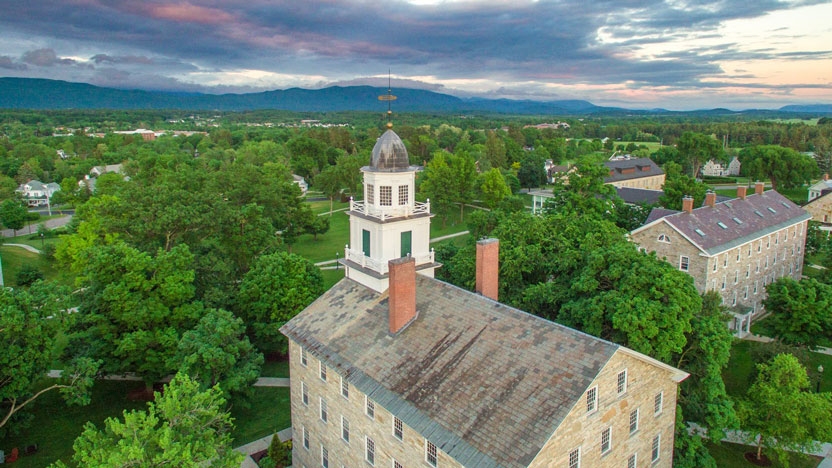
[{"x1": 1, "y1": 0, "x2": 830, "y2": 110}]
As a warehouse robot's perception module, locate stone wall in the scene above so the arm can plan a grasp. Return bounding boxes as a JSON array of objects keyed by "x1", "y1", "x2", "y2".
[{"x1": 806, "y1": 194, "x2": 832, "y2": 225}]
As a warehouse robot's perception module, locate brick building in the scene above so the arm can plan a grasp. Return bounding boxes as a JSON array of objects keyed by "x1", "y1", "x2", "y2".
[
  {"x1": 629, "y1": 183, "x2": 811, "y2": 334},
  {"x1": 281, "y1": 126, "x2": 688, "y2": 468}
]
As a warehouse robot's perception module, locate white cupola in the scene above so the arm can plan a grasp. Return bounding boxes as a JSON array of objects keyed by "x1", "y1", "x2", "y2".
[{"x1": 340, "y1": 125, "x2": 438, "y2": 293}]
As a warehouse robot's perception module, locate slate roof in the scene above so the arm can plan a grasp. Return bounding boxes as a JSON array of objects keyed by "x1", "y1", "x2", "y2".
[
  {"x1": 281, "y1": 276, "x2": 620, "y2": 468},
  {"x1": 638, "y1": 190, "x2": 811, "y2": 256},
  {"x1": 615, "y1": 187, "x2": 663, "y2": 205},
  {"x1": 604, "y1": 157, "x2": 664, "y2": 183},
  {"x1": 367, "y1": 129, "x2": 417, "y2": 172}
]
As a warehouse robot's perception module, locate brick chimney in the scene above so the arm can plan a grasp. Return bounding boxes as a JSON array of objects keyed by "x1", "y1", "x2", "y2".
[
  {"x1": 737, "y1": 185, "x2": 747, "y2": 200},
  {"x1": 682, "y1": 196, "x2": 694, "y2": 214},
  {"x1": 476, "y1": 238, "x2": 499, "y2": 301},
  {"x1": 388, "y1": 256, "x2": 417, "y2": 334},
  {"x1": 755, "y1": 181, "x2": 764, "y2": 195},
  {"x1": 705, "y1": 190, "x2": 716, "y2": 208}
]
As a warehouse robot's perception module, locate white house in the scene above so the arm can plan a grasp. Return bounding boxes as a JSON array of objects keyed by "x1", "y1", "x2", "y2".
[{"x1": 16, "y1": 180, "x2": 61, "y2": 206}]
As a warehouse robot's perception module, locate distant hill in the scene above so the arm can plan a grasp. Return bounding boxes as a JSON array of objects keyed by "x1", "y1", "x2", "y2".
[{"x1": 0, "y1": 77, "x2": 829, "y2": 116}]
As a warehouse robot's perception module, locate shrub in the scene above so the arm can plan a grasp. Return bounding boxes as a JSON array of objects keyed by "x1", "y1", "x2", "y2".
[{"x1": 15, "y1": 264, "x2": 44, "y2": 286}]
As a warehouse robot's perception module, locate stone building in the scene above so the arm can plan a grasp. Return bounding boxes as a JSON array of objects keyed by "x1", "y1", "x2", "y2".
[
  {"x1": 629, "y1": 183, "x2": 811, "y2": 334},
  {"x1": 700, "y1": 157, "x2": 741, "y2": 177},
  {"x1": 808, "y1": 174, "x2": 832, "y2": 202},
  {"x1": 804, "y1": 190, "x2": 832, "y2": 231},
  {"x1": 604, "y1": 158, "x2": 665, "y2": 190},
  {"x1": 281, "y1": 125, "x2": 688, "y2": 468}
]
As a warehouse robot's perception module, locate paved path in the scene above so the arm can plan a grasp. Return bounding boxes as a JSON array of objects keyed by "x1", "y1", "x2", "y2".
[
  {"x1": 254, "y1": 377, "x2": 290, "y2": 387},
  {"x1": 739, "y1": 333, "x2": 832, "y2": 356},
  {"x1": 317, "y1": 207, "x2": 349, "y2": 216},
  {"x1": 1, "y1": 215, "x2": 73, "y2": 238},
  {"x1": 4, "y1": 243, "x2": 41, "y2": 254},
  {"x1": 235, "y1": 427, "x2": 293, "y2": 468},
  {"x1": 430, "y1": 230, "x2": 470, "y2": 243}
]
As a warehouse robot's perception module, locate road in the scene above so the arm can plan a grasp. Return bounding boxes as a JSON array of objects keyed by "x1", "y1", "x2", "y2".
[{"x1": 1, "y1": 214, "x2": 73, "y2": 238}]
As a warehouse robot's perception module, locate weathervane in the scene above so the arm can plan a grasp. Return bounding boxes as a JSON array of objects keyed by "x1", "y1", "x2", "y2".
[{"x1": 377, "y1": 70, "x2": 396, "y2": 129}]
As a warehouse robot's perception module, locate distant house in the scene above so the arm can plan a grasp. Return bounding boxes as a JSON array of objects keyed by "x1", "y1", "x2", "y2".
[
  {"x1": 701, "y1": 157, "x2": 741, "y2": 177},
  {"x1": 80, "y1": 164, "x2": 126, "y2": 193},
  {"x1": 16, "y1": 180, "x2": 60, "y2": 206},
  {"x1": 543, "y1": 160, "x2": 571, "y2": 184},
  {"x1": 604, "y1": 157, "x2": 665, "y2": 190},
  {"x1": 804, "y1": 189, "x2": 832, "y2": 230},
  {"x1": 808, "y1": 174, "x2": 832, "y2": 202},
  {"x1": 293, "y1": 174, "x2": 308, "y2": 194}
]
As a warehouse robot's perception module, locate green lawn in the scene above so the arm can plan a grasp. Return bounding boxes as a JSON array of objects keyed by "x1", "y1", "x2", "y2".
[
  {"x1": 750, "y1": 316, "x2": 832, "y2": 349},
  {"x1": 724, "y1": 340, "x2": 832, "y2": 397},
  {"x1": 261, "y1": 359, "x2": 290, "y2": 378},
  {"x1": 5, "y1": 232, "x2": 63, "y2": 252},
  {"x1": 708, "y1": 441, "x2": 821, "y2": 468},
  {"x1": 307, "y1": 199, "x2": 349, "y2": 215},
  {"x1": 321, "y1": 268, "x2": 345, "y2": 289},
  {"x1": 0, "y1": 380, "x2": 292, "y2": 467},
  {"x1": 0, "y1": 244, "x2": 72, "y2": 287}
]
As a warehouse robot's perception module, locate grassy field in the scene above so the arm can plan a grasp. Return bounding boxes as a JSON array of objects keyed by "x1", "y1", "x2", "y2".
[
  {"x1": 708, "y1": 441, "x2": 822, "y2": 468},
  {"x1": 0, "y1": 380, "x2": 291, "y2": 467},
  {"x1": 0, "y1": 244, "x2": 72, "y2": 287},
  {"x1": 613, "y1": 141, "x2": 664, "y2": 152},
  {"x1": 723, "y1": 340, "x2": 832, "y2": 397}
]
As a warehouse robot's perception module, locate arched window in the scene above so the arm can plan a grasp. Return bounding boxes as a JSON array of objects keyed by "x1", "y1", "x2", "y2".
[{"x1": 657, "y1": 234, "x2": 670, "y2": 243}]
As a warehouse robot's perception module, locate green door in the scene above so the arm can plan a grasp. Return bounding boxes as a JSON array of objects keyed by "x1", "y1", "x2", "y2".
[
  {"x1": 401, "y1": 231, "x2": 412, "y2": 257},
  {"x1": 362, "y1": 229, "x2": 371, "y2": 257}
]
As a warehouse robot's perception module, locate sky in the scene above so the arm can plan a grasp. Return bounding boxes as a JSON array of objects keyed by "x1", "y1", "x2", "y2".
[{"x1": 1, "y1": 0, "x2": 831, "y2": 110}]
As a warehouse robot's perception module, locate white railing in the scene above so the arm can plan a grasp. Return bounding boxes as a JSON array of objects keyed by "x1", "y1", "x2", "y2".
[
  {"x1": 343, "y1": 246, "x2": 435, "y2": 275},
  {"x1": 350, "y1": 198, "x2": 430, "y2": 221}
]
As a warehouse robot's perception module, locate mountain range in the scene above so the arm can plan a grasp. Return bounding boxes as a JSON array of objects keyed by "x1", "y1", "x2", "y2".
[{"x1": 1, "y1": 77, "x2": 830, "y2": 115}]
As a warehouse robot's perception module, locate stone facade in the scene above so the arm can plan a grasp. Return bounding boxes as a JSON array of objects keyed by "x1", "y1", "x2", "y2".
[
  {"x1": 805, "y1": 192, "x2": 832, "y2": 226},
  {"x1": 607, "y1": 173, "x2": 665, "y2": 190},
  {"x1": 529, "y1": 350, "x2": 678, "y2": 468},
  {"x1": 289, "y1": 340, "x2": 465, "y2": 468},
  {"x1": 289, "y1": 340, "x2": 680, "y2": 468}
]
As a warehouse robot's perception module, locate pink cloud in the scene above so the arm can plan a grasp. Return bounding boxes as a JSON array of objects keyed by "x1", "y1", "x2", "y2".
[{"x1": 148, "y1": 3, "x2": 235, "y2": 24}]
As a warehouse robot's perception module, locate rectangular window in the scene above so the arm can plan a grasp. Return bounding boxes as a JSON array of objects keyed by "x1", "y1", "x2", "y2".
[
  {"x1": 393, "y1": 461, "x2": 403, "y2": 468},
  {"x1": 586, "y1": 386, "x2": 598, "y2": 413},
  {"x1": 365, "y1": 396, "x2": 375, "y2": 419},
  {"x1": 723, "y1": 256, "x2": 728, "y2": 267},
  {"x1": 398, "y1": 185, "x2": 409, "y2": 205},
  {"x1": 303, "y1": 426, "x2": 310, "y2": 450},
  {"x1": 746, "y1": 264, "x2": 750, "y2": 278},
  {"x1": 321, "y1": 446, "x2": 329, "y2": 468},
  {"x1": 736, "y1": 251, "x2": 740, "y2": 262},
  {"x1": 654, "y1": 392, "x2": 663, "y2": 415},
  {"x1": 744, "y1": 286, "x2": 749, "y2": 300},
  {"x1": 341, "y1": 416, "x2": 350, "y2": 443},
  {"x1": 379, "y1": 186, "x2": 392, "y2": 206},
  {"x1": 617, "y1": 370, "x2": 628, "y2": 395},
  {"x1": 362, "y1": 229, "x2": 371, "y2": 258},
  {"x1": 713, "y1": 261, "x2": 717, "y2": 272},
  {"x1": 393, "y1": 417, "x2": 403, "y2": 441},
  {"x1": 757, "y1": 242, "x2": 761, "y2": 252},
  {"x1": 734, "y1": 271, "x2": 738, "y2": 284},
  {"x1": 721, "y1": 276, "x2": 726, "y2": 290},
  {"x1": 320, "y1": 397, "x2": 328, "y2": 423},
  {"x1": 568, "y1": 447, "x2": 580, "y2": 468},
  {"x1": 652, "y1": 434, "x2": 661, "y2": 462},
  {"x1": 301, "y1": 381, "x2": 309, "y2": 406},
  {"x1": 301, "y1": 347, "x2": 308, "y2": 367},
  {"x1": 679, "y1": 256, "x2": 689, "y2": 271},
  {"x1": 341, "y1": 377, "x2": 349, "y2": 399},
  {"x1": 756, "y1": 260, "x2": 760, "y2": 273},
  {"x1": 628, "y1": 454, "x2": 637, "y2": 468},
  {"x1": 754, "y1": 281, "x2": 758, "y2": 294},
  {"x1": 366, "y1": 184, "x2": 374, "y2": 205},
  {"x1": 425, "y1": 440, "x2": 438, "y2": 467},
  {"x1": 629, "y1": 408, "x2": 639, "y2": 434},
  {"x1": 601, "y1": 427, "x2": 612, "y2": 455},
  {"x1": 320, "y1": 362, "x2": 327, "y2": 382},
  {"x1": 365, "y1": 437, "x2": 375, "y2": 466},
  {"x1": 400, "y1": 231, "x2": 412, "y2": 258}
]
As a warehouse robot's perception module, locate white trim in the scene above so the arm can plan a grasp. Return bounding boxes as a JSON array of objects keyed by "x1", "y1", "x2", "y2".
[
  {"x1": 629, "y1": 408, "x2": 640, "y2": 434},
  {"x1": 654, "y1": 391, "x2": 663, "y2": 416},
  {"x1": 617, "y1": 369, "x2": 628, "y2": 395},
  {"x1": 568, "y1": 446, "x2": 581, "y2": 468},
  {"x1": 425, "y1": 439, "x2": 438, "y2": 467},
  {"x1": 586, "y1": 386, "x2": 598, "y2": 413},
  {"x1": 600, "y1": 426, "x2": 612, "y2": 455},
  {"x1": 341, "y1": 415, "x2": 350, "y2": 443},
  {"x1": 365, "y1": 436, "x2": 375, "y2": 466},
  {"x1": 652, "y1": 433, "x2": 661, "y2": 463}
]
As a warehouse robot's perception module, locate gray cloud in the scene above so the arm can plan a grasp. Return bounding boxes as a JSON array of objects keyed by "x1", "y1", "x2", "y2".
[
  {"x1": 0, "y1": 56, "x2": 27, "y2": 70},
  {"x1": 21, "y1": 48, "x2": 78, "y2": 67}
]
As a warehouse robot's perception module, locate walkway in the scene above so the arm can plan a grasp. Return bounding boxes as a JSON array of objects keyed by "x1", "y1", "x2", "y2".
[
  {"x1": 739, "y1": 333, "x2": 832, "y2": 356},
  {"x1": 4, "y1": 243, "x2": 41, "y2": 254},
  {"x1": 1, "y1": 214, "x2": 73, "y2": 238}
]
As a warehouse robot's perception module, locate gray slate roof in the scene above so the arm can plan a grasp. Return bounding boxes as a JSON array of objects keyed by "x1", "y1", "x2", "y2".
[
  {"x1": 642, "y1": 190, "x2": 811, "y2": 256},
  {"x1": 367, "y1": 129, "x2": 417, "y2": 172},
  {"x1": 281, "y1": 276, "x2": 619, "y2": 468},
  {"x1": 604, "y1": 157, "x2": 664, "y2": 183},
  {"x1": 615, "y1": 187, "x2": 663, "y2": 205}
]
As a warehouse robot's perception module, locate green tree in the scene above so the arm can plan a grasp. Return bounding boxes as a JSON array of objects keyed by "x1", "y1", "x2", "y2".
[
  {"x1": 677, "y1": 132, "x2": 723, "y2": 177},
  {"x1": 54, "y1": 373, "x2": 243, "y2": 468},
  {"x1": 450, "y1": 152, "x2": 477, "y2": 222},
  {"x1": 739, "y1": 354, "x2": 832, "y2": 466},
  {"x1": 176, "y1": 308, "x2": 263, "y2": 401},
  {"x1": 306, "y1": 215, "x2": 330, "y2": 241},
  {"x1": 14, "y1": 264, "x2": 43, "y2": 286},
  {"x1": 0, "y1": 199, "x2": 26, "y2": 234},
  {"x1": 517, "y1": 152, "x2": 547, "y2": 192},
  {"x1": 236, "y1": 252, "x2": 324, "y2": 353},
  {"x1": 660, "y1": 161, "x2": 709, "y2": 210},
  {"x1": 70, "y1": 242, "x2": 201, "y2": 389},
  {"x1": 740, "y1": 145, "x2": 818, "y2": 191},
  {"x1": 763, "y1": 277, "x2": 832, "y2": 350},
  {"x1": 477, "y1": 168, "x2": 511, "y2": 209},
  {"x1": 0, "y1": 282, "x2": 99, "y2": 435},
  {"x1": 315, "y1": 165, "x2": 342, "y2": 215},
  {"x1": 420, "y1": 152, "x2": 457, "y2": 227}
]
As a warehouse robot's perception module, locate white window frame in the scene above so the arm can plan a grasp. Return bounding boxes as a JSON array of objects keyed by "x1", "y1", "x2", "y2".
[
  {"x1": 341, "y1": 416, "x2": 350, "y2": 443},
  {"x1": 301, "y1": 381, "x2": 309, "y2": 406},
  {"x1": 303, "y1": 426, "x2": 310, "y2": 450},
  {"x1": 629, "y1": 408, "x2": 639, "y2": 434},
  {"x1": 393, "y1": 416, "x2": 403, "y2": 441},
  {"x1": 657, "y1": 234, "x2": 670, "y2": 243},
  {"x1": 617, "y1": 370, "x2": 628, "y2": 395},
  {"x1": 601, "y1": 426, "x2": 612, "y2": 455},
  {"x1": 379, "y1": 185, "x2": 392, "y2": 206},
  {"x1": 654, "y1": 392, "x2": 663, "y2": 416},
  {"x1": 341, "y1": 376, "x2": 349, "y2": 399},
  {"x1": 365, "y1": 396, "x2": 375, "y2": 419},
  {"x1": 319, "y1": 361, "x2": 327, "y2": 382},
  {"x1": 321, "y1": 445, "x2": 329, "y2": 468},
  {"x1": 365, "y1": 436, "x2": 375, "y2": 466},
  {"x1": 425, "y1": 440, "x2": 438, "y2": 467},
  {"x1": 628, "y1": 453, "x2": 637, "y2": 468},
  {"x1": 319, "y1": 397, "x2": 328, "y2": 423},
  {"x1": 568, "y1": 447, "x2": 581, "y2": 468},
  {"x1": 679, "y1": 255, "x2": 689, "y2": 271},
  {"x1": 366, "y1": 184, "x2": 375, "y2": 205},
  {"x1": 652, "y1": 434, "x2": 661, "y2": 463},
  {"x1": 301, "y1": 347, "x2": 308, "y2": 367},
  {"x1": 398, "y1": 185, "x2": 409, "y2": 206},
  {"x1": 393, "y1": 460, "x2": 403, "y2": 468},
  {"x1": 586, "y1": 386, "x2": 598, "y2": 413}
]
